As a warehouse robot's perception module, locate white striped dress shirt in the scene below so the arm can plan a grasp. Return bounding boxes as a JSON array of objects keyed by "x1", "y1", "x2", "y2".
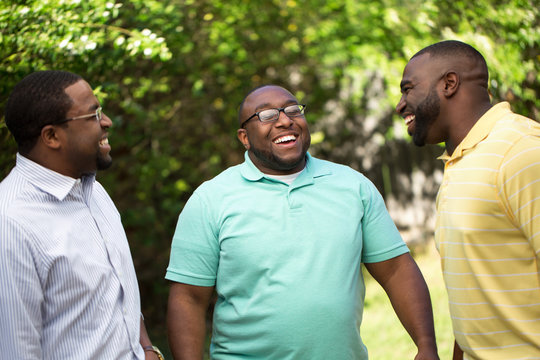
[{"x1": 0, "y1": 154, "x2": 144, "y2": 359}]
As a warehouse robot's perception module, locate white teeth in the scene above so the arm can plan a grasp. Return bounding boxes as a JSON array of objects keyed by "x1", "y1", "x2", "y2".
[
  {"x1": 405, "y1": 115, "x2": 415, "y2": 125},
  {"x1": 274, "y1": 135, "x2": 296, "y2": 144},
  {"x1": 99, "y1": 138, "x2": 109, "y2": 146}
]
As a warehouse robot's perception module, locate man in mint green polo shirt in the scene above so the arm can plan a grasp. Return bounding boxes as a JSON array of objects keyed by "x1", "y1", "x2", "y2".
[{"x1": 166, "y1": 85, "x2": 439, "y2": 360}]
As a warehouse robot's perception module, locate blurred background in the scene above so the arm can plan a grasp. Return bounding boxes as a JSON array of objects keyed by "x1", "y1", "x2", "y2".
[{"x1": 1, "y1": 0, "x2": 538, "y2": 357}]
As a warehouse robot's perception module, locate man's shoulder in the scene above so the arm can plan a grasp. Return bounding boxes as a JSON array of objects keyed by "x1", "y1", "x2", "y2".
[
  {"x1": 0, "y1": 167, "x2": 26, "y2": 213},
  {"x1": 309, "y1": 155, "x2": 366, "y2": 180},
  {"x1": 491, "y1": 109, "x2": 540, "y2": 141},
  {"x1": 193, "y1": 163, "x2": 244, "y2": 193}
]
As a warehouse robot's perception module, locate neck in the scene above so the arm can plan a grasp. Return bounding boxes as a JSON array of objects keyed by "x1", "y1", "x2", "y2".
[{"x1": 445, "y1": 100, "x2": 492, "y2": 156}]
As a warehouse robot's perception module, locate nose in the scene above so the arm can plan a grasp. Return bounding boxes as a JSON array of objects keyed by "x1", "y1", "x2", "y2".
[
  {"x1": 274, "y1": 110, "x2": 294, "y2": 127},
  {"x1": 100, "y1": 112, "x2": 113, "y2": 128},
  {"x1": 396, "y1": 96, "x2": 406, "y2": 115}
]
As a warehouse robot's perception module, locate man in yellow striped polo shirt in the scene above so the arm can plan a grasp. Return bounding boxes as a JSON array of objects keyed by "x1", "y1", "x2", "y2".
[{"x1": 396, "y1": 40, "x2": 540, "y2": 359}]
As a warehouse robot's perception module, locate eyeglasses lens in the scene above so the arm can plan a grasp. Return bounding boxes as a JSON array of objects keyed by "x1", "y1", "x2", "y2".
[
  {"x1": 259, "y1": 109, "x2": 278, "y2": 122},
  {"x1": 284, "y1": 105, "x2": 303, "y2": 117},
  {"x1": 258, "y1": 105, "x2": 304, "y2": 123}
]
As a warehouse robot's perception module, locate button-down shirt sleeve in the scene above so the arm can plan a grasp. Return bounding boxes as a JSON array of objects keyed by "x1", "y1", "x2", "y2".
[{"x1": 0, "y1": 215, "x2": 43, "y2": 358}]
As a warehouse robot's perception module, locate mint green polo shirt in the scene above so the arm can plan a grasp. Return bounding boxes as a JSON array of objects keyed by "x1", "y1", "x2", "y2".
[{"x1": 166, "y1": 152, "x2": 409, "y2": 359}]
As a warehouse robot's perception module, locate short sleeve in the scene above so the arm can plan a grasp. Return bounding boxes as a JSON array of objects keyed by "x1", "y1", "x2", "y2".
[
  {"x1": 499, "y1": 135, "x2": 540, "y2": 257},
  {"x1": 165, "y1": 192, "x2": 220, "y2": 286},
  {"x1": 359, "y1": 179, "x2": 409, "y2": 263}
]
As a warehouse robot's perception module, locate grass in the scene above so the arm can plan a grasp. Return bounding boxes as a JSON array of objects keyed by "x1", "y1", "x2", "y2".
[{"x1": 361, "y1": 242, "x2": 453, "y2": 359}]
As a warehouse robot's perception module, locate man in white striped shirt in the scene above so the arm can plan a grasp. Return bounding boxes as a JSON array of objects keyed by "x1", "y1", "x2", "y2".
[
  {"x1": 0, "y1": 71, "x2": 162, "y2": 359},
  {"x1": 397, "y1": 40, "x2": 540, "y2": 359}
]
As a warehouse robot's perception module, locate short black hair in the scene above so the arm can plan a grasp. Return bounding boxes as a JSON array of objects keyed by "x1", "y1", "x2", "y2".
[
  {"x1": 5, "y1": 70, "x2": 83, "y2": 154},
  {"x1": 412, "y1": 40, "x2": 488, "y2": 74}
]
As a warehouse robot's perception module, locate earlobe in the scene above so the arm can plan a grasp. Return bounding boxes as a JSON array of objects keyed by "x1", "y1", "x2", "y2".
[
  {"x1": 236, "y1": 129, "x2": 250, "y2": 150},
  {"x1": 40, "y1": 125, "x2": 62, "y2": 150},
  {"x1": 443, "y1": 71, "x2": 459, "y2": 98}
]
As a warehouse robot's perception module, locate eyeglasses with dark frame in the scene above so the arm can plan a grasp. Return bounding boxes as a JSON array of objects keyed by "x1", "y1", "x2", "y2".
[
  {"x1": 56, "y1": 107, "x2": 103, "y2": 125},
  {"x1": 241, "y1": 104, "x2": 306, "y2": 128}
]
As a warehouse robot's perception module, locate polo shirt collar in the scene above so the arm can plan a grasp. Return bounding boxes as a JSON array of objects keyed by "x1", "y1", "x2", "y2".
[
  {"x1": 438, "y1": 102, "x2": 511, "y2": 161},
  {"x1": 240, "y1": 151, "x2": 331, "y2": 184},
  {"x1": 15, "y1": 153, "x2": 95, "y2": 201}
]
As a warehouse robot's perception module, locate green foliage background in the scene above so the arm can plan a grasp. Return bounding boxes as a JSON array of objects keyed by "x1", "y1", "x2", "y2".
[{"x1": 1, "y1": 0, "x2": 538, "y2": 354}]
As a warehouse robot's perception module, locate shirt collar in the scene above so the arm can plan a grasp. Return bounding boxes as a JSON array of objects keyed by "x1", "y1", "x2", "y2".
[
  {"x1": 239, "y1": 151, "x2": 331, "y2": 183},
  {"x1": 440, "y1": 102, "x2": 512, "y2": 161},
  {"x1": 15, "y1": 153, "x2": 95, "y2": 201}
]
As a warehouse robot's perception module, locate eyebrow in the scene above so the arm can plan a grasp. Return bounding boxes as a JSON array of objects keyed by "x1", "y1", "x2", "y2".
[
  {"x1": 87, "y1": 103, "x2": 100, "y2": 112},
  {"x1": 254, "y1": 99, "x2": 298, "y2": 112},
  {"x1": 399, "y1": 79, "x2": 412, "y2": 92}
]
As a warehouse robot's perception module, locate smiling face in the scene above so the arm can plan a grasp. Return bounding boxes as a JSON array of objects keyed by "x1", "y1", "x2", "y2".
[
  {"x1": 60, "y1": 80, "x2": 113, "y2": 178},
  {"x1": 396, "y1": 53, "x2": 447, "y2": 147},
  {"x1": 237, "y1": 85, "x2": 311, "y2": 175}
]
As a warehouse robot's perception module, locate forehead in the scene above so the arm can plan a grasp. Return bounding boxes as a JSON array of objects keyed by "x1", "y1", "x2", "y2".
[
  {"x1": 244, "y1": 86, "x2": 297, "y2": 112},
  {"x1": 64, "y1": 80, "x2": 98, "y2": 111},
  {"x1": 402, "y1": 53, "x2": 439, "y2": 83}
]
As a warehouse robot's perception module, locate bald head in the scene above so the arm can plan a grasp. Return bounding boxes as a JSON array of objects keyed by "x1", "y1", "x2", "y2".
[{"x1": 238, "y1": 85, "x2": 292, "y2": 126}]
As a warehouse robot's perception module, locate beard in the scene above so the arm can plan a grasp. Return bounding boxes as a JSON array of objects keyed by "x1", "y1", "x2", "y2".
[
  {"x1": 96, "y1": 152, "x2": 113, "y2": 171},
  {"x1": 412, "y1": 87, "x2": 440, "y2": 147},
  {"x1": 248, "y1": 138, "x2": 310, "y2": 173}
]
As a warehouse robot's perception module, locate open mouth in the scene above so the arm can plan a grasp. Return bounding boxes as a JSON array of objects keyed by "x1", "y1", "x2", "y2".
[
  {"x1": 99, "y1": 137, "x2": 109, "y2": 147},
  {"x1": 404, "y1": 114, "x2": 416, "y2": 134},
  {"x1": 273, "y1": 135, "x2": 296, "y2": 144},
  {"x1": 404, "y1": 114, "x2": 415, "y2": 126}
]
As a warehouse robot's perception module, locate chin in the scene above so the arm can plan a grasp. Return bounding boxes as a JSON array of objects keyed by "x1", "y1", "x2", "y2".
[
  {"x1": 97, "y1": 156, "x2": 113, "y2": 171},
  {"x1": 411, "y1": 131, "x2": 428, "y2": 146}
]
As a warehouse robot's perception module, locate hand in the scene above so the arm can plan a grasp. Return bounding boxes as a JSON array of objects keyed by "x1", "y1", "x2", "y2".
[{"x1": 145, "y1": 350, "x2": 161, "y2": 360}]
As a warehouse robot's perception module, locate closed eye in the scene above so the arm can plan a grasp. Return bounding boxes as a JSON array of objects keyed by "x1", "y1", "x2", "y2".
[{"x1": 402, "y1": 86, "x2": 412, "y2": 94}]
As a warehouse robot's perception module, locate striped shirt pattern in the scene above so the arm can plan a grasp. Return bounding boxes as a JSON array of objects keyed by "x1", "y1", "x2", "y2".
[
  {"x1": 0, "y1": 154, "x2": 144, "y2": 359},
  {"x1": 436, "y1": 102, "x2": 540, "y2": 359}
]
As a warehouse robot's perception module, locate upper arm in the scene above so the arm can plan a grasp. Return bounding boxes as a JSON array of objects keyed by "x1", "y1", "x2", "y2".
[
  {"x1": 168, "y1": 282, "x2": 215, "y2": 308},
  {"x1": 166, "y1": 192, "x2": 220, "y2": 286},
  {"x1": 360, "y1": 179, "x2": 409, "y2": 263},
  {"x1": 364, "y1": 252, "x2": 419, "y2": 289},
  {"x1": 0, "y1": 215, "x2": 43, "y2": 358},
  {"x1": 167, "y1": 282, "x2": 215, "y2": 327}
]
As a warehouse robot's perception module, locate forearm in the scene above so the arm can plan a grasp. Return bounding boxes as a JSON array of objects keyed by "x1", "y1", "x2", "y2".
[
  {"x1": 386, "y1": 264, "x2": 437, "y2": 351},
  {"x1": 366, "y1": 253, "x2": 438, "y2": 359},
  {"x1": 452, "y1": 340, "x2": 464, "y2": 360},
  {"x1": 140, "y1": 315, "x2": 153, "y2": 348},
  {"x1": 139, "y1": 316, "x2": 163, "y2": 359}
]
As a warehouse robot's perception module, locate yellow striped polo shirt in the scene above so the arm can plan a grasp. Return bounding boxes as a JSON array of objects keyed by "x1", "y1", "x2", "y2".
[{"x1": 436, "y1": 102, "x2": 540, "y2": 359}]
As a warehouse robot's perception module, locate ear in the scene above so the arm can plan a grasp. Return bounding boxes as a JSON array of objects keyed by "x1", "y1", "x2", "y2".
[
  {"x1": 40, "y1": 125, "x2": 62, "y2": 150},
  {"x1": 237, "y1": 128, "x2": 250, "y2": 150},
  {"x1": 442, "y1": 71, "x2": 459, "y2": 98}
]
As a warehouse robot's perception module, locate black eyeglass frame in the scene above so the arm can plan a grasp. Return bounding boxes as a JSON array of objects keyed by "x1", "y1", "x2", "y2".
[{"x1": 240, "y1": 104, "x2": 306, "y2": 128}]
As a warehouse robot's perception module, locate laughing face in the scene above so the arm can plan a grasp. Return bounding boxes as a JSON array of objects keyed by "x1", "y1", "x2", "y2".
[
  {"x1": 60, "y1": 80, "x2": 113, "y2": 178},
  {"x1": 397, "y1": 53, "x2": 446, "y2": 147},
  {"x1": 237, "y1": 85, "x2": 311, "y2": 175}
]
